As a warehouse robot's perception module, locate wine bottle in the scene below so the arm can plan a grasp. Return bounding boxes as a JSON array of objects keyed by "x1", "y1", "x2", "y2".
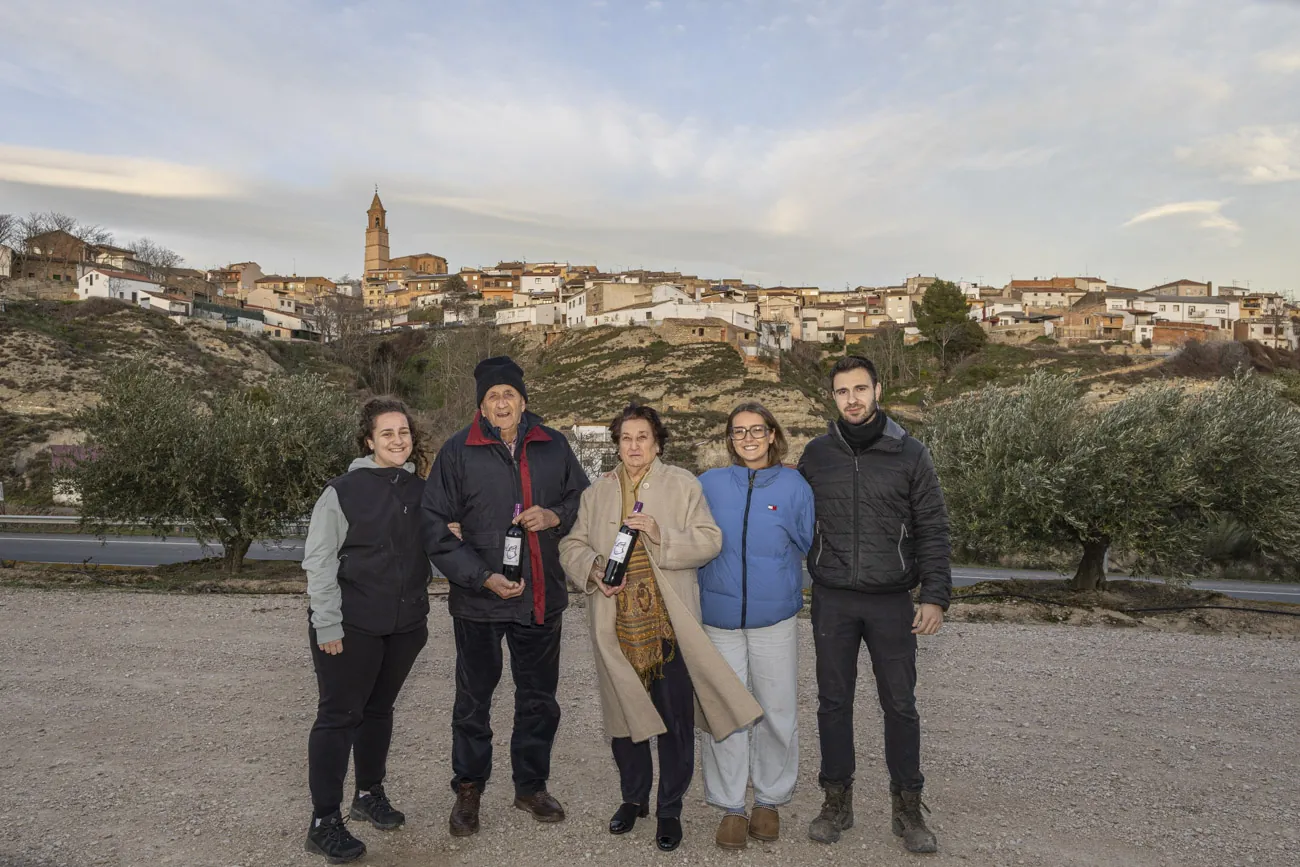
[
  {"x1": 503, "y1": 503, "x2": 524, "y2": 583},
  {"x1": 602, "y1": 501, "x2": 644, "y2": 587}
]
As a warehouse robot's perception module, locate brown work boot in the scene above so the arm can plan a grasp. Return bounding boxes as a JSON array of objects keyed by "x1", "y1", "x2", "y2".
[
  {"x1": 513, "y1": 790, "x2": 566, "y2": 823},
  {"x1": 449, "y1": 781, "x2": 480, "y2": 837},
  {"x1": 749, "y1": 805, "x2": 780, "y2": 842},
  {"x1": 891, "y1": 790, "x2": 938, "y2": 853},
  {"x1": 715, "y1": 813, "x2": 748, "y2": 850},
  {"x1": 808, "y1": 781, "x2": 853, "y2": 844}
]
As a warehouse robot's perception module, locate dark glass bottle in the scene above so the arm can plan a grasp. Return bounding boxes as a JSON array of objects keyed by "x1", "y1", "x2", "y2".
[
  {"x1": 503, "y1": 503, "x2": 524, "y2": 583},
  {"x1": 602, "y1": 501, "x2": 644, "y2": 587}
]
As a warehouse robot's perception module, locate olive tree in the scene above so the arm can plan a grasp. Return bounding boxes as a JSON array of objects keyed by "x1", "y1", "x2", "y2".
[
  {"x1": 67, "y1": 364, "x2": 354, "y2": 573},
  {"x1": 925, "y1": 372, "x2": 1300, "y2": 590}
]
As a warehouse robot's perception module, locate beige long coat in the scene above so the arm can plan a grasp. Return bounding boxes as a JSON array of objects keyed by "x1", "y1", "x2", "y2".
[{"x1": 559, "y1": 459, "x2": 763, "y2": 743}]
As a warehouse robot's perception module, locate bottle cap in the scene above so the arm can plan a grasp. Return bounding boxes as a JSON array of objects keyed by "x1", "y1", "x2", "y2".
[
  {"x1": 512, "y1": 503, "x2": 522, "y2": 518},
  {"x1": 633, "y1": 501, "x2": 644, "y2": 513}
]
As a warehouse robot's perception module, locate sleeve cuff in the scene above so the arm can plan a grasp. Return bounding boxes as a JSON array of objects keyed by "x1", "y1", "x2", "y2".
[{"x1": 315, "y1": 623, "x2": 345, "y2": 644}]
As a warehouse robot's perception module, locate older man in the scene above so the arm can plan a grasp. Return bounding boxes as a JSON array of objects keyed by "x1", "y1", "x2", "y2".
[{"x1": 421, "y1": 356, "x2": 589, "y2": 836}]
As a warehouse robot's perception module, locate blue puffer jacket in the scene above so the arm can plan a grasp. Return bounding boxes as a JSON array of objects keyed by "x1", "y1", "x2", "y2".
[{"x1": 698, "y1": 464, "x2": 815, "y2": 630}]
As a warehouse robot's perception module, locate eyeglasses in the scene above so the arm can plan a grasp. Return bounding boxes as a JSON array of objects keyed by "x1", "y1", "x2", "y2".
[{"x1": 729, "y1": 425, "x2": 771, "y2": 441}]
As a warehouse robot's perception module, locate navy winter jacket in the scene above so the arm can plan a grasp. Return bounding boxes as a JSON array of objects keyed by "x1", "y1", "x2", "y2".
[{"x1": 697, "y1": 464, "x2": 815, "y2": 630}]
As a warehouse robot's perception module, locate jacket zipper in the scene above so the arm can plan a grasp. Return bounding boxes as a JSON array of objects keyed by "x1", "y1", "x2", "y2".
[
  {"x1": 740, "y1": 470, "x2": 756, "y2": 629},
  {"x1": 898, "y1": 523, "x2": 909, "y2": 572},
  {"x1": 852, "y1": 455, "x2": 860, "y2": 579}
]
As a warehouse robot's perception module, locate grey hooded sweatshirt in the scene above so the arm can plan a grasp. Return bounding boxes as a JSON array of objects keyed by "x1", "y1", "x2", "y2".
[{"x1": 302, "y1": 455, "x2": 418, "y2": 643}]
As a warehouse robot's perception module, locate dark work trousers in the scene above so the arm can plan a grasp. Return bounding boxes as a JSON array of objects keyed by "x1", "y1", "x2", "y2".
[
  {"x1": 451, "y1": 615, "x2": 563, "y2": 797},
  {"x1": 308, "y1": 622, "x2": 429, "y2": 814},
  {"x1": 609, "y1": 641, "x2": 696, "y2": 819},
  {"x1": 810, "y1": 585, "x2": 924, "y2": 794}
]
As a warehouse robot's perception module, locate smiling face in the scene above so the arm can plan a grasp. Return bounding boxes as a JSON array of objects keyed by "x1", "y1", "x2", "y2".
[
  {"x1": 832, "y1": 366, "x2": 882, "y2": 424},
  {"x1": 480, "y1": 384, "x2": 525, "y2": 436},
  {"x1": 730, "y1": 410, "x2": 774, "y2": 469},
  {"x1": 367, "y1": 411, "x2": 413, "y2": 468},
  {"x1": 618, "y1": 418, "x2": 659, "y2": 473}
]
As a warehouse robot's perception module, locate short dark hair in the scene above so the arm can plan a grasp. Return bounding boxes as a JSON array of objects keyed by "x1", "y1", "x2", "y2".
[
  {"x1": 725, "y1": 402, "x2": 789, "y2": 468},
  {"x1": 829, "y1": 355, "x2": 879, "y2": 390},
  {"x1": 609, "y1": 403, "x2": 670, "y2": 454},
  {"x1": 355, "y1": 396, "x2": 424, "y2": 463}
]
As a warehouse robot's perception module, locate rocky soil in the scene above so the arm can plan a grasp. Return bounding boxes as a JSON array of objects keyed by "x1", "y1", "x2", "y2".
[{"x1": 1, "y1": 588, "x2": 1295, "y2": 867}]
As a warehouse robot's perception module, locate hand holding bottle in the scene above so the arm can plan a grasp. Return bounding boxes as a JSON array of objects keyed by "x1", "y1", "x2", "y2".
[{"x1": 622, "y1": 511, "x2": 661, "y2": 544}]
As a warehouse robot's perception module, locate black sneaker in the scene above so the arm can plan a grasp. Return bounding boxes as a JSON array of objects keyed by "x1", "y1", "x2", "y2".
[
  {"x1": 305, "y1": 811, "x2": 367, "y2": 863},
  {"x1": 350, "y1": 785, "x2": 406, "y2": 831}
]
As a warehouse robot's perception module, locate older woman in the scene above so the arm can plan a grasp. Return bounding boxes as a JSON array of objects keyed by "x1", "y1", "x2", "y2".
[{"x1": 560, "y1": 404, "x2": 762, "y2": 852}]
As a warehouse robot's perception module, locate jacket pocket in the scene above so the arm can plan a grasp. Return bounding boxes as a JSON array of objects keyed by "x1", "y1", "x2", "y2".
[
  {"x1": 815, "y1": 521, "x2": 825, "y2": 567},
  {"x1": 897, "y1": 523, "x2": 910, "y2": 573}
]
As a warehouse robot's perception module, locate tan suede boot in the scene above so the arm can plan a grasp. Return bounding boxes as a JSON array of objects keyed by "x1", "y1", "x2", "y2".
[{"x1": 715, "y1": 814, "x2": 749, "y2": 850}]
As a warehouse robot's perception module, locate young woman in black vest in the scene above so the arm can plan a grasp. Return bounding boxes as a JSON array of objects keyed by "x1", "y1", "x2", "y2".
[{"x1": 301, "y1": 397, "x2": 432, "y2": 863}]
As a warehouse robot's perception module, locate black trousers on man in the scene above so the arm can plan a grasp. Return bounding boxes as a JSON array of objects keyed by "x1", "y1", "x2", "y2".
[
  {"x1": 610, "y1": 641, "x2": 695, "y2": 819},
  {"x1": 451, "y1": 615, "x2": 563, "y2": 797},
  {"x1": 810, "y1": 585, "x2": 924, "y2": 794},
  {"x1": 308, "y1": 622, "x2": 428, "y2": 814}
]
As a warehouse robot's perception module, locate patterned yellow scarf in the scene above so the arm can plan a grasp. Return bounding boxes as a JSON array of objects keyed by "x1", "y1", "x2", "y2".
[{"x1": 615, "y1": 462, "x2": 676, "y2": 689}]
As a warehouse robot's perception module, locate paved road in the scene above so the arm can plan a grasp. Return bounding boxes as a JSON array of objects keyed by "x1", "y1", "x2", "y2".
[{"x1": 3, "y1": 532, "x2": 1298, "y2": 604}]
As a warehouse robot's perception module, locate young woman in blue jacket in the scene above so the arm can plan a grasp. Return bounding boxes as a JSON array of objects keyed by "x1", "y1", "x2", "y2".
[{"x1": 697, "y1": 402, "x2": 815, "y2": 850}]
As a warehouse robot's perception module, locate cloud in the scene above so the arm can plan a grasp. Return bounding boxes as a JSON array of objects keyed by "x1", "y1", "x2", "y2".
[
  {"x1": 0, "y1": 145, "x2": 244, "y2": 199},
  {"x1": 1177, "y1": 125, "x2": 1300, "y2": 184},
  {"x1": 1123, "y1": 201, "x2": 1241, "y2": 234},
  {"x1": 1258, "y1": 49, "x2": 1300, "y2": 73}
]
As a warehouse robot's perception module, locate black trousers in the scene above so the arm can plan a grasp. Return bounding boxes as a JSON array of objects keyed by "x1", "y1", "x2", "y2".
[
  {"x1": 610, "y1": 641, "x2": 695, "y2": 819},
  {"x1": 451, "y1": 615, "x2": 563, "y2": 797},
  {"x1": 811, "y1": 585, "x2": 924, "y2": 794},
  {"x1": 308, "y1": 622, "x2": 428, "y2": 813}
]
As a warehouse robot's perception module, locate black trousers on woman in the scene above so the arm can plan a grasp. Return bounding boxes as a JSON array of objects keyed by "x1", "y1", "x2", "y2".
[
  {"x1": 308, "y1": 622, "x2": 428, "y2": 814},
  {"x1": 610, "y1": 641, "x2": 695, "y2": 819}
]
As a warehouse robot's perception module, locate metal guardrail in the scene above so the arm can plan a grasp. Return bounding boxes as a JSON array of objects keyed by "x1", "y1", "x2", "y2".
[{"x1": 0, "y1": 515, "x2": 310, "y2": 536}]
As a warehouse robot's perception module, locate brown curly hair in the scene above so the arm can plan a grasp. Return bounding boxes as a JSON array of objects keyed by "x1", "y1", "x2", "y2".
[
  {"x1": 354, "y1": 396, "x2": 425, "y2": 470},
  {"x1": 609, "y1": 403, "x2": 670, "y2": 456}
]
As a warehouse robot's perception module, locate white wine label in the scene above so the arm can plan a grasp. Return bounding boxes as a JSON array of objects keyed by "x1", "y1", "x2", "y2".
[
  {"x1": 503, "y1": 537, "x2": 522, "y2": 567},
  {"x1": 609, "y1": 531, "x2": 634, "y2": 564}
]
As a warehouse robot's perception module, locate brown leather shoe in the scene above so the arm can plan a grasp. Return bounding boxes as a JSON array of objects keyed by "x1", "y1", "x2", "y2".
[
  {"x1": 749, "y1": 805, "x2": 780, "y2": 842},
  {"x1": 449, "y1": 781, "x2": 481, "y2": 837},
  {"x1": 715, "y1": 813, "x2": 749, "y2": 850},
  {"x1": 513, "y1": 790, "x2": 566, "y2": 823}
]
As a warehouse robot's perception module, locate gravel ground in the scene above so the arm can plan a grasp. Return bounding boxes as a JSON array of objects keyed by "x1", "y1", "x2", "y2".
[{"x1": 0, "y1": 588, "x2": 1296, "y2": 867}]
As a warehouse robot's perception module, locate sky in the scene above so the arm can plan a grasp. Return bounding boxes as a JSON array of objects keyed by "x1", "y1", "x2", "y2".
[{"x1": 1, "y1": 0, "x2": 1298, "y2": 291}]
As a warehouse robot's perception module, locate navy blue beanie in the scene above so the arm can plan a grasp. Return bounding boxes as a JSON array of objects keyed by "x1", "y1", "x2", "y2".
[{"x1": 474, "y1": 356, "x2": 527, "y2": 405}]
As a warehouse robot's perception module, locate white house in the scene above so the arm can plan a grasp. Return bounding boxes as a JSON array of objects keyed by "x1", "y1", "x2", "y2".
[
  {"x1": 77, "y1": 268, "x2": 162, "y2": 305},
  {"x1": 883, "y1": 292, "x2": 914, "y2": 324},
  {"x1": 592, "y1": 300, "x2": 758, "y2": 332},
  {"x1": 141, "y1": 291, "x2": 192, "y2": 321},
  {"x1": 561, "y1": 289, "x2": 588, "y2": 327},
  {"x1": 0, "y1": 243, "x2": 14, "y2": 278},
  {"x1": 1129, "y1": 295, "x2": 1239, "y2": 330},
  {"x1": 496, "y1": 303, "x2": 559, "y2": 331}
]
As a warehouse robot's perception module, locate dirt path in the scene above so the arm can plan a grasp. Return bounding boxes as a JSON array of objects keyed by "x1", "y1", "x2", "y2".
[{"x1": 1, "y1": 588, "x2": 1296, "y2": 867}]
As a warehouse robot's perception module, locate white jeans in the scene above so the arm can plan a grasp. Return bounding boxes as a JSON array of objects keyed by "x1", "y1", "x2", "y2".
[{"x1": 701, "y1": 615, "x2": 800, "y2": 811}]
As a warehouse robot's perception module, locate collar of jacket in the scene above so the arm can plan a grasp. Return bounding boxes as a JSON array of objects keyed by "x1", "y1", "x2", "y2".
[
  {"x1": 725, "y1": 462, "x2": 785, "y2": 489},
  {"x1": 465, "y1": 410, "x2": 553, "y2": 448},
  {"x1": 827, "y1": 415, "x2": 907, "y2": 454}
]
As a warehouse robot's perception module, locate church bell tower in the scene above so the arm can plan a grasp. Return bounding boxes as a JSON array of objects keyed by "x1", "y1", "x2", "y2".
[{"x1": 365, "y1": 190, "x2": 390, "y2": 272}]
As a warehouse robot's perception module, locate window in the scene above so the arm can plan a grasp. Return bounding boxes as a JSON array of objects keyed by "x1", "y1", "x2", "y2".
[{"x1": 1160, "y1": 305, "x2": 1167, "y2": 312}]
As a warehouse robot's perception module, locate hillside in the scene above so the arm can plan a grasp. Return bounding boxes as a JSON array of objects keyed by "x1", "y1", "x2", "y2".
[
  {"x1": 0, "y1": 299, "x2": 351, "y2": 508},
  {"x1": 526, "y1": 326, "x2": 831, "y2": 471}
]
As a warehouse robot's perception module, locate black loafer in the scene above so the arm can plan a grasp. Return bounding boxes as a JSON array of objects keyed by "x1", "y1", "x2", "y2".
[
  {"x1": 656, "y1": 816, "x2": 682, "y2": 851},
  {"x1": 609, "y1": 802, "x2": 648, "y2": 835}
]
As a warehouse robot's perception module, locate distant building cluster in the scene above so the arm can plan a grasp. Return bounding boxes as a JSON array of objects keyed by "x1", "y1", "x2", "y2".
[{"x1": 2, "y1": 191, "x2": 1295, "y2": 354}]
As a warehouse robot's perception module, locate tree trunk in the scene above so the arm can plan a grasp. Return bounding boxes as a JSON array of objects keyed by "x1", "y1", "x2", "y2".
[
  {"x1": 223, "y1": 537, "x2": 252, "y2": 575},
  {"x1": 1067, "y1": 537, "x2": 1110, "y2": 592}
]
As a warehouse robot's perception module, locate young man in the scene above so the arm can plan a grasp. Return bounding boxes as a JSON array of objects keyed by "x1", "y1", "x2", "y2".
[
  {"x1": 797, "y1": 355, "x2": 951, "y2": 854},
  {"x1": 421, "y1": 356, "x2": 589, "y2": 837}
]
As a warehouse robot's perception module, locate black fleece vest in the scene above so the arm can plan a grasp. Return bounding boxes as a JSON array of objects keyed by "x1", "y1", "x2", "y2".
[{"x1": 329, "y1": 467, "x2": 430, "y2": 636}]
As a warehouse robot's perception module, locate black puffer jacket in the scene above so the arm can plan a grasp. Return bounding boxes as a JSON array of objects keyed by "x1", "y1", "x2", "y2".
[
  {"x1": 797, "y1": 416, "x2": 952, "y2": 608},
  {"x1": 421, "y1": 411, "x2": 589, "y2": 625}
]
